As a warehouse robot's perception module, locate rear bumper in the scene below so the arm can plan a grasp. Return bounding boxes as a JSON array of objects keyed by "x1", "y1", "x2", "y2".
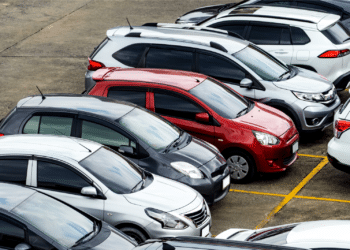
[{"x1": 327, "y1": 153, "x2": 350, "y2": 174}]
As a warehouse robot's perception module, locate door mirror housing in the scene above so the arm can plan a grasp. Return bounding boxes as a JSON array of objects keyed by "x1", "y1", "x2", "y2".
[
  {"x1": 240, "y1": 78, "x2": 253, "y2": 89},
  {"x1": 15, "y1": 243, "x2": 31, "y2": 250},
  {"x1": 81, "y1": 186, "x2": 97, "y2": 197},
  {"x1": 195, "y1": 113, "x2": 210, "y2": 123},
  {"x1": 118, "y1": 145, "x2": 134, "y2": 155}
]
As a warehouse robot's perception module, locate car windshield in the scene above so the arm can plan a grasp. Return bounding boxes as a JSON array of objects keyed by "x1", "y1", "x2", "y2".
[
  {"x1": 118, "y1": 108, "x2": 181, "y2": 151},
  {"x1": 80, "y1": 147, "x2": 143, "y2": 194},
  {"x1": 189, "y1": 78, "x2": 249, "y2": 119},
  {"x1": 12, "y1": 192, "x2": 95, "y2": 248},
  {"x1": 247, "y1": 225, "x2": 296, "y2": 245},
  {"x1": 234, "y1": 44, "x2": 290, "y2": 81}
]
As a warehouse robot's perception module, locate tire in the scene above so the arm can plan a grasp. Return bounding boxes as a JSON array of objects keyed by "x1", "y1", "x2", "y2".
[
  {"x1": 224, "y1": 149, "x2": 256, "y2": 183},
  {"x1": 119, "y1": 227, "x2": 148, "y2": 244}
]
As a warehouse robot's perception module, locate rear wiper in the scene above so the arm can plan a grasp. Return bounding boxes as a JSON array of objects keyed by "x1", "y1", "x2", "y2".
[{"x1": 278, "y1": 70, "x2": 291, "y2": 80}]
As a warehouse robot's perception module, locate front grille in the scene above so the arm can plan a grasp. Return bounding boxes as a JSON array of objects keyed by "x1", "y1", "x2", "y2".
[
  {"x1": 185, "y1": 202, "x2": 208, "y2": 227},
  {"x1": 211, "y1": 164, "x2": 227, "y2": 178},
  {"x1": 283, "y1": 153, "x2": 297, "y2": 166}
]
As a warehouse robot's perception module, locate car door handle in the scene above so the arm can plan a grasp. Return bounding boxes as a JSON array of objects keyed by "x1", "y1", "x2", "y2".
[{"x1": 274, "y1": 51, "x2": 288, "y2": 54}]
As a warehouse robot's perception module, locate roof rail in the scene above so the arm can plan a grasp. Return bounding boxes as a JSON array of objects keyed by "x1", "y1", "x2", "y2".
[{"x1": 220, "y1": 14, "x2": 315, "y2": 24}]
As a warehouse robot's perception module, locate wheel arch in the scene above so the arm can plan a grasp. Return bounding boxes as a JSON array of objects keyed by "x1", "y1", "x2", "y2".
[
  {"x1": 115, "y1": 222, "x2": 150, "y2": 240},
  {"x1": 264, "y1": 100, "x2": 301, "y2": 130}
]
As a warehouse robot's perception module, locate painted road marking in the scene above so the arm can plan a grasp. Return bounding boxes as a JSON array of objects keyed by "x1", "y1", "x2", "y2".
[{"x1": 298, "y1": 153, "x2": 327, "y2": 159}]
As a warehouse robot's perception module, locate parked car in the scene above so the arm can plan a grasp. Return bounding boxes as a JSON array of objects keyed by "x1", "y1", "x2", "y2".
[
  {"x1": 216, "y1": 220, "x2": 350, "y2": 249},
  {"x1": 0, "y1": 182, "x2": 137, "y2": 250},
  {"x1": 0, "y1": 134, "x2": 211, "y2": 243},
  {"x1": 85, "y1": 25, "x2": 340, "y2": 133},
  {"x1": 175, "y1": 0, "x2": 350, "y2": 29},
  {"x1": 196, "y1": 5, "x2": 350, "y2": 91},
  {"x1": 87, "y1": 68, "x2": 299, "y2": 183},
  {"x1": 328, "y1": 97, "x2": 350, "y2": 173},
  {"x1": 0, "y1": 94, "x2": 230, "y2": 205}
]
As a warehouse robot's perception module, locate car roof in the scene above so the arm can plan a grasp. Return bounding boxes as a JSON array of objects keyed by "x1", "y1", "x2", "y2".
[
  {"x1": 0, "y1": 134, "x2": 101, "y2": 162},
  {"x1": 0, "y1": 183, "x2": 36, "y2": 211},
  {"x1": 107, "y1": 26, "x2": 249, "y2": 54},
  {"x1": 17, "y1": 94, "x2": 136, "y2": 120},
  {"x1": 217, "y1": 5, "x2": 341, "y2": 30},
  {"x1": 93, "y1": 68, "x2": 207, "y2": 91},
  {"x1": 288, "y1": 220, "x2": 350, "y2": 244}
]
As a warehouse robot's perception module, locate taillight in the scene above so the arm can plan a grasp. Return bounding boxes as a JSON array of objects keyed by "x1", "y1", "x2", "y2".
[
  {"x1": 87, "y1": 58, "x2": 105, "y2": 71},
  {"x1": 0, "y1": 134, "x2": 4, "y2": 137},
  {"x1": 318, "y1": 49, "x2": 350, "y2": 58},
  {"x1": 334, "y1": 119, "x2": 350, "y2": 138}
]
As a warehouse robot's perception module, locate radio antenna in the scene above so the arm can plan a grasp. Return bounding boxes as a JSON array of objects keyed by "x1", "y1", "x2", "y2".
[
  {"x1": 36, "y1": 86, "x2": 46, "y2": 101},
  {"x1": 126, "y1": 17, "x2": 133, "y2": 30}
]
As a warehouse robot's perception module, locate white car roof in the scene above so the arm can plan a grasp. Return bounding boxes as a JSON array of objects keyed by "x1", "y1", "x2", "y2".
[
  {"x1": 217, "y1": 6, "x2": 341, "y2": 30},
  {"x1": 288, "y1": 220, "x2": 350, "y2": 244},
  {"x1": 0, "y1": 134, "x2": 102, "y2": 162}
]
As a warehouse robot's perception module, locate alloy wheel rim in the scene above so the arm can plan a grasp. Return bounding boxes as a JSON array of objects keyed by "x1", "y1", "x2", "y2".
[{"x1": 227, "y1": 155, "x2": 249, "y2": 180}]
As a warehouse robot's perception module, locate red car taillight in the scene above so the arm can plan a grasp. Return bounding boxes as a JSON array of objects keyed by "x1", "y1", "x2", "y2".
[
  {"x1": 87, "y1": 58, "x2": 105, "y2": 71},
  {"x1": 334, "y1": 119, "x2": 350, "y2": 138},
  {"x1": 0, "y1": 134, "x2": 4, "y2": 137},
  {"x1": 318, "y1": 49, "x2": 350, "y2": 58}
]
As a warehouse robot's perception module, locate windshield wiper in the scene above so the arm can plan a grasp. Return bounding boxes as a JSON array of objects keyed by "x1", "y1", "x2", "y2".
[
  {"x1": 73, "y1": 221, "x2": 98, "y2": 247},
  {"x1": 278, "y1": 70, "x2": 291, "y2": 80},
  {"x1": 164, "y1": 131, "x2": 184, "y2": 153},
  {"x1": 132, "y1": 179, "x2": 144, "y2": 192},
  {"x1": 236, "y1": 108, "x2": 248, "y2": 118}
]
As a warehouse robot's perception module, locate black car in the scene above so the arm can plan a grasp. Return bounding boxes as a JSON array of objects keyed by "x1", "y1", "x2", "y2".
[
  {"x1": 0, "y1": 183, "x2": 137, "y2": 250},
  {"x1": 176, "y1": 0, "x2": 350, "y2": 28},
  {"x1": 0, "y1": 94, "x2": 230, "y2": 205}
]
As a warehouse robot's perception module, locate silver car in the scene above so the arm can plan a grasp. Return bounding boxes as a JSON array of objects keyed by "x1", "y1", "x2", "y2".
[
  {"x1": 0, "y1": 134, "x2": 211, "y2": 243},
  {"x1": 85, "y1": 26, "x2": 340, "y2": 132}
]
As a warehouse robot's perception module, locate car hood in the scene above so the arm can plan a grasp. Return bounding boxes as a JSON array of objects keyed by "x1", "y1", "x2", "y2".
[
  {"x1": 124, "y1": 175, "x2": 197, "y2": 212},
  {"x1": 234, "y1": 103, "x2": 292, "y2": 137},
  {"x1": 273, "y1": 67, "x2": 333, "y2": 93}
]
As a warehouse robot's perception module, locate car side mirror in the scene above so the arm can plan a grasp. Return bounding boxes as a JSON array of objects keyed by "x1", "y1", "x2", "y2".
[
  {"x1": 195, "y1": 113, "x2": 210, "y2": 123},
  {"x1": 15, "y1": 243, "x2": 31, "y2": 250},
  {"x1": 118, "y1": 145, "x2": 134, "y2": 155},
  {"x1": 240, "y1": 78, "x2": 253, "y2": 89},
  {"x1": 81, "y1": 186, "x2": 97, "y2": 197}
]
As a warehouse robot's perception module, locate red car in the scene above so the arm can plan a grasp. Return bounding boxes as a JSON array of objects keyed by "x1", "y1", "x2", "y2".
[{"x1": 88, "y1": 68, "x2": 299, "y2": 182}]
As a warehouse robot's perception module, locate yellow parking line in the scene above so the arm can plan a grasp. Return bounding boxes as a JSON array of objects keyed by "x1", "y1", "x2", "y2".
[
  {"x1": 295, "y1": 195, "x2": 350, "y2": 203},
  {"x1": 298, "y1": 153, "x2": 327, "y2": 159},
  {"x1": 255, "y1": 157, "x2": 329, "y2": 229},
  {"x1": 230, "y1": 189, "x2": 286, "y2": 198}
]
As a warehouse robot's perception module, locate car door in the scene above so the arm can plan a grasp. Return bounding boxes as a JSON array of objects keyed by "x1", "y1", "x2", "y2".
[
  {"x1": 0, "y1": 158, "x2": 29, "y2": 187},
  {"x1": 151, "y1": 89, "x2": 216, "y2": 145},
  {"x1": 32, "y1": 158, "x2": 105, "y2": 220},
  {"x1": 289, "y1": 26, "x2": 312, "y2": 65},
  {"x1": 247, "y1": 22, "x2": 293, "y2": 64},
  {"x1": 196, "y1": 50, "x2": 256, "y2": 99}
]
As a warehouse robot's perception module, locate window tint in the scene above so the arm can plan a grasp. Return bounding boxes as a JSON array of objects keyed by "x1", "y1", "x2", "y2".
[
  {"x1": 211, "y1": 24, "x2": 246, "y2": 37},
  {"x1": 249, "y1": 25, "x2": 282, "y2": 45},
  {"x1": 322, "y1": 22, "x2": 350, "y2": 45},
  {"x1": 154, "y1": 93, "x2": 203, "y2": 120},
  {"x1": 198, "y1": 53, "x2": 245, "y2": 83},
  {"x1": 23, "y1": 116, "x2": 40, "y2": 134},
  {"x1": 146, "y1": 48, "x2": 194, "y2": 71},
  {"x1": 107, "y1": 89, "x2": 146, "y2": 107},
  {"x1": 40, "y1": 116, "x2": 73, "y2": 136},
  {"x1": 37, "y1": 161, "x2": 91, "y2": 194},
  {"x1": 0, "y1": 159, "x2": 28, "y2": 185},
  {"x1": 0, "y1": 108, "x2": 16, "y2": 129},
  {"x1": 81, "y1": 121, "x2": 132, "y2": 149},
  {"x1": 0, "y1": 218, "x2": 25, "y2": 249},
  {"x1": 113, "y1": 44, "x2": 147, "y2": 67},
  {"x1": 280, "y1": 28, "x2": 291, "y2": 45},
  {"x1": 291, "y1": 27, "x2": 310, "y2": 45}
]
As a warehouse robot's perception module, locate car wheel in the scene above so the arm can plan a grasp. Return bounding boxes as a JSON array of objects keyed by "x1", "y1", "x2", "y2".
[
  {"x1": 120, "y1": 227, "x2": 148, "y2": 244},
  {"x1": 225, "y1": 150, "x2": 255, "y2": 183}
]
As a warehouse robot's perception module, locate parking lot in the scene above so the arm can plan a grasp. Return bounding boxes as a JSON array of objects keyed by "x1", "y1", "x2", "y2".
[{"x1": 1, "y1": 0, "x2": 350, "y2": 236}]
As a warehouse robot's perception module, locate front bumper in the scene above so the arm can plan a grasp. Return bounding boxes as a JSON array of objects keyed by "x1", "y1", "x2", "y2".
[{"x1": 178, "y1": 165, "x2": 230, "y2": 206}]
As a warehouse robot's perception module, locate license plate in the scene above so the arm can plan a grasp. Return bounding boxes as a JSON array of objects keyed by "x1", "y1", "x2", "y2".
[
  {"x1": 201, "y1": 224, "x2": 210, "y2": 237},
  {"x1": 292, "y1": 141, "x2": 299, "y2": 154},
  {"x1": 222, "y1": 175, "x2": 230, "y2": 190}
]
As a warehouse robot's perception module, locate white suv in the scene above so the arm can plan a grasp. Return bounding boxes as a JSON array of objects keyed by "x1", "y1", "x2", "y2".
[{"x1": 198, "y1": 5, "x2": 350, "y2": 91}]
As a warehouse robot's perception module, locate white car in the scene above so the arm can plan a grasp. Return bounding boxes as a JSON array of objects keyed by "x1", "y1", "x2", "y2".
[
  {"x1": 328, "y1": 98, "x2": 350, "y2": 173},
  {"x1": 216, "y1": 220, "x2": 350, "y2": 248},
  {"x1": 198, "y1": 5, "x2": 350, "y2": 91},
  {"x1": 0, "y1": 134, "x2": 211, "y2": 243}
]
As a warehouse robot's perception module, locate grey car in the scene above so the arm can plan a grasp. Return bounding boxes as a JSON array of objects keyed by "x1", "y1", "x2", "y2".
[
  {"x1": 85, "y1": 25, "x2": 340, "y2": 132},
  {"x1": 0, "y1": 134, "x2": 211, "y2": 244}
]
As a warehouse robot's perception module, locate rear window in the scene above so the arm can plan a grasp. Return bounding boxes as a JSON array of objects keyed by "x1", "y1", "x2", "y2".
[
  {"x1": 112, "y1": 44, "x2": 147, "y2": 67},
  {"x1": 322, "y1": 22, "x2": 350, "y2": 44},
  {"x1": 90, "y1": 37, "x2": 109, "y2": 59},
  {"x1": 0, "y1": 108, "x2": 16, "y2": 129}
]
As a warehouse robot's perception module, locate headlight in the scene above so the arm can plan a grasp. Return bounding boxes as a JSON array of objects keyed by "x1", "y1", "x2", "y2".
[
  {"x1": 253, "y1": 131, "x2": 280, "y2": 145},
  {"x1": 145, "y1": 208, "x2": 188, "y2": 229},
  {"x1": 293, "y1": 91, "x2": 324, "y2": 102},
  {"x1": 170, "y1": 162, "x2": 204, "y2": 179}
]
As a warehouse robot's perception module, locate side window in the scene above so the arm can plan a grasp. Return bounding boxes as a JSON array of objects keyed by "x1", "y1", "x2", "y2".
[
  {"x1": 112, "y1": 44, "x2": 147, "y2": 67},
  {"x1": 107, "y1": 89, "x2": 146, "y2": 107},
  {"x1": 145, "y1": 48, "x2": 194, "y2": 71},
  {"x1": 81, "y1": 121, "x2": 135, "y2": 149},
  {"x1": 37, "y1": 161, "x2": 91, "y2": 194},
  {"x1": 210, "y1": 23, "x2": 246, "y2": 37},
  {"x1": 0, "y1": 217, "x2": 25, "y2": 249},
  {"x1": 198, "y1": 53, "x2": 245, "y2": 83},
  {"x1": 23, "y1": 116, "x2": 73, "y2": 136},
  {"x1": 291, "y1": 27, "x2": 311, "y2": 45},
  {"x1": 0, "y1": 159, "x2": 28, "y2": 185},
  {"x1": 249, "y1": 25, "x2": 284, "y2": 45},
  {"x1": 154, "y1": 92, "x2": 203, "y2": 120},
  {"x1": 28, "y1": 230, "x2": 56, "y2": 250}
]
